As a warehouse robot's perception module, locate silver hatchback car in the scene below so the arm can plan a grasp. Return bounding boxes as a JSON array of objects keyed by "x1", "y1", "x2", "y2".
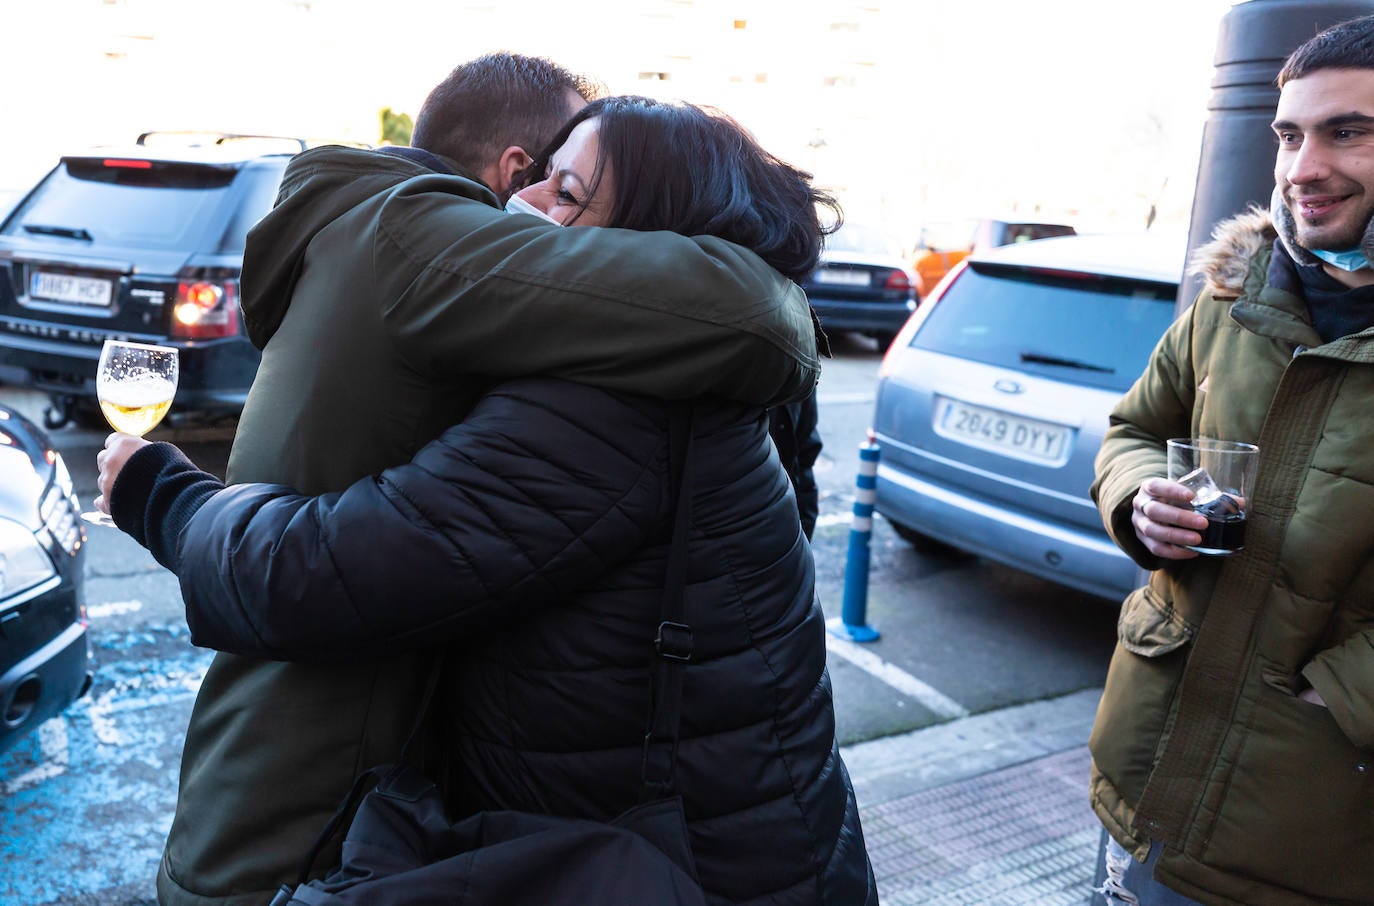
[{"x1": 871, "y1": 232, "x2": 1184, "y2": 601}]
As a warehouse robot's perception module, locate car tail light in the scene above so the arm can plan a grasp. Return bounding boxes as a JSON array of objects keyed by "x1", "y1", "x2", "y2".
[
  {"x1": 101, "y1": 158, "x2": 153, "y2": 169},
  {"x1": 172, "y1": 279, "x2": 240, "y2": 339},
  {"x1": 883, "y1": 269, "x2": 913, "y2": 293}
]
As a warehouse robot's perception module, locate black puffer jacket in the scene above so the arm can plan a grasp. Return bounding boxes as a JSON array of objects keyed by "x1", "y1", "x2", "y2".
[{"x1": 112, "y1": 377, "x2": 877, "y2": 906}]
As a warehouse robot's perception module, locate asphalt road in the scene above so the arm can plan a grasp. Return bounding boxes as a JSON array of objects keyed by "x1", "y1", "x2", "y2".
[{"x1": 0, "y1": 334, "x2": 1119, "y2": 905}]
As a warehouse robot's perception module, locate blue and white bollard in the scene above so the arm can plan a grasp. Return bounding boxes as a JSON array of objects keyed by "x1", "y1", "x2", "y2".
[{"x1": 827, "y1": 436, "x2": 881, "y2": 643}]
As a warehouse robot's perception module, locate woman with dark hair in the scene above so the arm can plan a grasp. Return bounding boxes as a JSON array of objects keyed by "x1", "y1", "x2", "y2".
[
  {"x1": 97, "y1": 96, "x2": 875, "y2": 904},
  {"x1": 512, "y1": 95, "x2": 833, "y2": 282}
]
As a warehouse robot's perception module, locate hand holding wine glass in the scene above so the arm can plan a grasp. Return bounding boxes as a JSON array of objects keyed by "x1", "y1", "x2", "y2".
[{"x1": 82, "y1": 339, "x2": 179, "y2": 526}]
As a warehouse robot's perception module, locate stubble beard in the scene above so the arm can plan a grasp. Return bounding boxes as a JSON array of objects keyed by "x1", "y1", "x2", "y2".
[{"x1": 1290, "y1": 194, "x2": 1374, "y2": 253}]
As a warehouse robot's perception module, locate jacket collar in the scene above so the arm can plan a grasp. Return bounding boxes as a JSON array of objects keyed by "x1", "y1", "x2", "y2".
[
  {"x1": 1189, "y1": 207, "x2": 1321, "y2": 347},
  {"x1": 377, "y1": 145, "x2": 460, "y2": 176}
]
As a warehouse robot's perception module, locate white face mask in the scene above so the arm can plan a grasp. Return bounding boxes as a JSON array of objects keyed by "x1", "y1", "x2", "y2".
[{"x1": 504, "y1": 194, "x2": 563, "y2": 226}]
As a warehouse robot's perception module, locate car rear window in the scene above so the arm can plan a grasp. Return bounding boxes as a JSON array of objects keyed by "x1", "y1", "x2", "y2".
[
  {"x1": 826, "y1": 223, "x2": 904, "y2": 257},
  {"x1": 910, "y1": 262, "x2": 1179, "y2": 393},
  {"x1": 215, "y1": 160, "x2": 288, "y2": 253},
  {"x1": 1, "y1": 158, "x2": 245, "y2": 253}
]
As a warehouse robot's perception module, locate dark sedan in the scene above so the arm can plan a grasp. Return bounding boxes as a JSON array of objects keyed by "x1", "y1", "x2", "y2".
[
  {"x1": 803, "y1": 223, "x2": 918, "y2": 349},
  {"x1": 0, "y1": 403, "x2": 90, "y2": 755}
]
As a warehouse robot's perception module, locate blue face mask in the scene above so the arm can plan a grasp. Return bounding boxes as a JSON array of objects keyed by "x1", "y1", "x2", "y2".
[
  {"x1": 1310, "y1": 247, "x2": 1371, "y2": 272},
  {"x1": 504, "y1": 194, "x2": 562, "y2": 226}
]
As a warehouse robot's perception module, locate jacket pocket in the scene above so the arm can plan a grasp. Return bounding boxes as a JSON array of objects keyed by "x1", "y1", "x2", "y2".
[
  {"x1": 1090, "y1": 586, "x2": 1193, "y2": 805},
  {"x1": 1202, "y1": 678, "x2": 1374, "y2": 903},
  {"x1": 1119, "y1": 583, "x2": 1194, "y2": 657}
]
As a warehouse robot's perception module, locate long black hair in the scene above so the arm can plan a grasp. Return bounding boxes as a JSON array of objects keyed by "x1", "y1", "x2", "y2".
[{"x1": 521, "y1": 96, "x2": 841, "y2": 282}]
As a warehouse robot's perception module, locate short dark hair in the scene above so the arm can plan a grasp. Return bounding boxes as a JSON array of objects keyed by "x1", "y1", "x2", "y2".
[
  {"x1": 411, "y1": 53, "x2": 601, "y2": 180},
  {"x1": 523, "y1": 96, "x2": 841, "y2": 282},
  {"x1": 1278, "y1": 14, "x2": 1374, "y2": 87}
]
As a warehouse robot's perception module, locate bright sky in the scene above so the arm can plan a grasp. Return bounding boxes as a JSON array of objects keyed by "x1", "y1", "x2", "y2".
[{"x1": 1, "y1": 0, "x2": 1241, "y2": 240}]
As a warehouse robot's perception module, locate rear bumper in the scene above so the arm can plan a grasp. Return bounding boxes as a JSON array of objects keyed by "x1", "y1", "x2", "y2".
[
  {"x1": 875, "y1": 461, "x2": 1138, "y2": 603},
  {"x1": 0, "y1": 616, "x2": 92, "y2": 756},
  {"x1": 0, "y1": 330, "x2": 256, "y2": 413},
  {"x1": 809, "y1": 297, "x2": 915, "y2": 334}
]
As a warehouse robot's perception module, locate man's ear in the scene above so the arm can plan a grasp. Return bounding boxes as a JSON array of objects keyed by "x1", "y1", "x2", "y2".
[{"x1": 491, "y1": 146, "x2": 535, "y2": 200}]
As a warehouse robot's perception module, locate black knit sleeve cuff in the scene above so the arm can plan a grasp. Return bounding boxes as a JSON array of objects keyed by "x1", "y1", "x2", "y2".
[{"x1": 110, "y1": 442, "x2": 224, "y2": 570}]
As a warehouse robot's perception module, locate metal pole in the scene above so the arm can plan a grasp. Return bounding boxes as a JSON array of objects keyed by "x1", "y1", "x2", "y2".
[{"x1": 828, "y1": 437, "x2": 881, "y2": 643}]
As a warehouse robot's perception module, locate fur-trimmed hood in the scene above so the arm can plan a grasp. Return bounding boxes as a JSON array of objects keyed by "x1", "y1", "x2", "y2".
[{"x1": 1186, "y1": 206, "x2": 1276, "y2": 299}]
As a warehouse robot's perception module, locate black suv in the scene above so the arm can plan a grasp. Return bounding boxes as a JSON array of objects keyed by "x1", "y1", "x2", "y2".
[{"x1": 0, "y1": 133, "x2": 306, "y2": 428}]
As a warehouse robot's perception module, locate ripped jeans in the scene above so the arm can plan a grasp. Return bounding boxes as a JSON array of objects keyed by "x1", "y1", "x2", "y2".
[{"x1": 1093, "y1": 828, "x2": 1203, "y2": 906}]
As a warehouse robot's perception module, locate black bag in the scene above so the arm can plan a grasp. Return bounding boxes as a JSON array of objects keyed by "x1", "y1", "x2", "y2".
[
  {"x1": 271, "y1": 763, "x2": 706, "y2": 906},
  {"x1": 270, "y1": 408, "x2": 706, "y2": 906}
]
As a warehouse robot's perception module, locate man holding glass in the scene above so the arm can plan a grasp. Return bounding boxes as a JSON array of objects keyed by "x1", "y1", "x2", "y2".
[
  {"x1": 1088, "y1": 15, "x2": 1374, "y2": 906},
  {"x1": 153, "y1": 54, "x2": 821, "y2": 906}
]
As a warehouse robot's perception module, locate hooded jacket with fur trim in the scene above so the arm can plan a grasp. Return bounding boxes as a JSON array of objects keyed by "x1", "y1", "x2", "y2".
[{"x1": 1089, "y1": 209, "x2": 1374, "y2": 905}]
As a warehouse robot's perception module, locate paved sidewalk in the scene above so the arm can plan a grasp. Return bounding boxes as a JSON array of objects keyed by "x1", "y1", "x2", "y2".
[{"x1": 842, "y1": 688, "x2": 1103, "y2": 905}]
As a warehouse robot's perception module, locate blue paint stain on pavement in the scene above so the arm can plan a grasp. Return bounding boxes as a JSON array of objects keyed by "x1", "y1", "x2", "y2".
[{"x1": 0, "y1": 627, "x2": 212, "y2": 906}]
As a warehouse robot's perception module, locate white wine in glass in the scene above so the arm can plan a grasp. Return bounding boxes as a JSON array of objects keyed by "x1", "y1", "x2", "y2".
[{"x1": 81, "y1": 339, "x2": 179, "y2": 526}]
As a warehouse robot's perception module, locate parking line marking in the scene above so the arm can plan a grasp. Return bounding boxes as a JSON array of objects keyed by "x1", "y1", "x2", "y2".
[
  {"x1": 817, "y1": 391, "x2": 875, "y2": 405},
  {"x1": 87, "y1": 599, "x2": 144, "y2": 619},
  {"x1": 815, "y1": 512, "x2": 855, "y2": 529},
  {"x1": 826, "y1": 634, "x2": 969, "y2": 720},
  {"x1": 1, "y1": 718, "x2": 69, "y2": 795}
]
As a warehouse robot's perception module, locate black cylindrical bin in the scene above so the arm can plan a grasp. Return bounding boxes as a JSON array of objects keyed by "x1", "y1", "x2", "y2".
[{"x1": 1179, "y1": 0, "x2": 1374, "y2": 313}]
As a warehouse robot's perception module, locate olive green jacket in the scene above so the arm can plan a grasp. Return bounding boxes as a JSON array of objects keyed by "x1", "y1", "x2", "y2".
[
  {"x1": 157, "y1": 145, "x2": 820, "y2": 906},
  {"x1": 1089, "y1": 209, "x2": 1374, "y2": 905}
]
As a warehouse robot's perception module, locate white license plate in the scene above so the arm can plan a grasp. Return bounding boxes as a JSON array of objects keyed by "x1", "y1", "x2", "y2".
[
  {"x1": 933, "y1": 397, "x2": 1070, "y2": 463},
  {"x1": 30, "y1": 271, "x2": 114, "y2": 307},
  {"x1": 814, "y1": 268, "x2": 870, "y2": 286}
]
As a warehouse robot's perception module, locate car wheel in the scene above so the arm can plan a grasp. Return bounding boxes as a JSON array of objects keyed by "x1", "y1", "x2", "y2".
[
  {"x1": 888, "y1": 518, "x2": 974, "y2": 559},
  {"x1": 871, "y1": 331, "x2": 898, "y2": 350}
]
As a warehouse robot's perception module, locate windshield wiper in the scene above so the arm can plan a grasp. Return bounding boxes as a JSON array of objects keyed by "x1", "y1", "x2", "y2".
[
  {"x1": 23, "y1": 224, "x2": 93, "y2": 241},
  {"x1": 1020, "y1": 351, "x2": 1115, "y2": 373}
]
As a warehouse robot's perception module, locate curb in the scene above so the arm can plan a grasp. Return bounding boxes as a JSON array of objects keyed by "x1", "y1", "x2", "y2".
[{"x1": 841, "y1": 687, "x2": 1101, "y2": 807}]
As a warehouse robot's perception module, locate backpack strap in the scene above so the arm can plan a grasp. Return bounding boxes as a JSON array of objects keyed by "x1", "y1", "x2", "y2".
[
  {"x1": 290, "y1": 403, "x2": 697, "y2": 892},
  {"x1": 641, "y1": 404, "x2": 694, "y2": 803}
]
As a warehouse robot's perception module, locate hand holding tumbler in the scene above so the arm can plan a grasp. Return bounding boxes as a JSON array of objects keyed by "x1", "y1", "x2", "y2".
[{"x1": 1166, "y1": 438, "x2": 1258, "y2": 556}]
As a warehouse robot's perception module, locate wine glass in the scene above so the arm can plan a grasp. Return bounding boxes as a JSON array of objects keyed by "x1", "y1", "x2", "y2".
[{"x1": 80, "y1": 339, "x2": 179, "y2": 527}]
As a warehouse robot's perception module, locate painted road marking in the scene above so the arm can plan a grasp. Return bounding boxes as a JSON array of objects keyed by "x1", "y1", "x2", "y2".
[
  {"x1": 816, "y1": 511, "x2": 854, "y2": 528},
  {"x1": 1, "y1": 718, "x2": 69, "y2": 795},
  {"x1": 826, "y1": 634, "x2": 969, "y2": 720},
  {"x1": 0, "y1": 641, "x2": 209, "y2": 793},
  {"x1": 818, "y1": 390, "x2": 875, "y2": 405},
  {"x1": 86, "y1": 600, "x2": 144, "y2": 619}
]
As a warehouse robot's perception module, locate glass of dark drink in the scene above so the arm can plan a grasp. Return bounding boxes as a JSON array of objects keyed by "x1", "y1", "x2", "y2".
[{"x1": 1166, "y1": 438, "x2": 1259, "y2": 556}]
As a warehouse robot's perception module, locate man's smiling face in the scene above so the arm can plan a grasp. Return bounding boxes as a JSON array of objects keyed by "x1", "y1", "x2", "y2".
[{"x1": 1274, "y1": 67, "x2": 1374, "y2": 252}]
